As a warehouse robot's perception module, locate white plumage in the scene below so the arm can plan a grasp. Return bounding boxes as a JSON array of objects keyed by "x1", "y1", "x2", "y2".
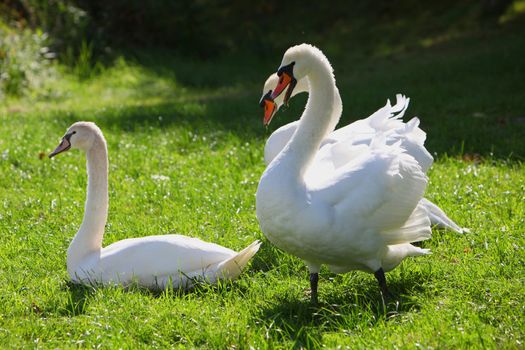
[
  {"x1": 260, "y1": 71, "x2": 464, "y2": 233},
  {"x1": 49, "y1": 121, "x2": 260, "y2": 289},
  {"x1": 256, "y1": 44, "x2": 434, "y2": 301}
]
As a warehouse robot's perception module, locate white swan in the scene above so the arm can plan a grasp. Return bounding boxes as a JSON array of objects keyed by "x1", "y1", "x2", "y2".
[
  {"x1": 256, "y1": 44, "x2": 433, "y2": 302},
  {"x1": 49, "y1": 121, "x2": 260, "y2": 289},
  {"x1": 260, "y1": 74, "x2": 465, "y2": 234}
]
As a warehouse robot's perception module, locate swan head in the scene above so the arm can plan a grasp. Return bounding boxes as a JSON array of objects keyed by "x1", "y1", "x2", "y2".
[
  {"x1": 260, "y1": 73, "x2": 309, "y2": 126},
  {"x1": 259, "y1": 89, "x2": 277, "y2": 126},
  {"x1": 270, "y1": 44, "x2": 329, "y2": 104},
  {"x1": 49, "y1": 121, "x2": 102, "y2": 158}
]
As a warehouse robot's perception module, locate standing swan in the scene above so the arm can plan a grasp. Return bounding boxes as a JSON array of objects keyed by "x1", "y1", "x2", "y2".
[
  {"x1": 260, "y1": 74, "x2": 465, "y2": 233},
  {"x1": 256, "y1": 44, "x2": 432, "y2": 303},
  {"x1": 49, "y1": 122, "x2": 260, "y2": 289}
]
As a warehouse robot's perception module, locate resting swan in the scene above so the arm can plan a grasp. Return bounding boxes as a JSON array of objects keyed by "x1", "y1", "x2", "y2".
[
  {"x1": 260, "y1": 74, "x2": 464, "y2": 234},
  {"x1": 256, "y1": 44, "x2": 432, "y2": 302},
  {"x1": 49, "y1": 121, "x2": 260, "y2": 289}
]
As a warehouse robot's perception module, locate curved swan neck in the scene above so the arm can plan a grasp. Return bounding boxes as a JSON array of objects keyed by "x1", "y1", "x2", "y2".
[
  {"x1": 284, "y1": 56, "x2": 337, "y2": 176},
  {"x1": 67, "y1": 134, "x2": 108, "y2": 269},
  {"x1": 330, "y1": 86, "x2": 343, "y2": 133}
]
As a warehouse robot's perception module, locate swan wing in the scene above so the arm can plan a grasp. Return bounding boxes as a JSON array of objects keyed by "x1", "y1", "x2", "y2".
[
  {"x1": 368, "y1": 94, "x2": 410, "y2": 131},
  {"x1": 265, "y1": 95, "x2": 431, "y2": 176},
  {"x1": 311, "y1": 95, "x2": 423, "y2": 175},
  {"x1": 98, "y1": 235, "x2": 236, "y2": 281},
  {"x1": 328, "y1": 94, "x2": 410, "y2": 144},
  {"x1": 327, "y1": 97, "x2": 433, "y2": 175},
  {"x1": 388, "y1": 117, "x2": 434, "y2": 173},
  {"x1": 304, "y1": 142, "x2": 368, "y2": 184},
  {"x1": 309, "y1": 136, "x2": 429, "y2": 238}
]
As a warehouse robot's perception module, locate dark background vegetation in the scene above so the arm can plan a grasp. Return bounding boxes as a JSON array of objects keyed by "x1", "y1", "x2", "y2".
[
  {"x1": 1, "y1": 0, "x2": 522, "y2": 60},
  {"x1": 1, "y1": 0, "x2": 524, "y2": 157}
]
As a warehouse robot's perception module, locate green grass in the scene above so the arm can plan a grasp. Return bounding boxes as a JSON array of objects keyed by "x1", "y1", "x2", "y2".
[{"x1": 1, "y1": 26, "x2": 524, "y2": 349}]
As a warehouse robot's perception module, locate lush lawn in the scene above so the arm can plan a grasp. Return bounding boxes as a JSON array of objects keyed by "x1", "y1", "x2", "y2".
[{"x1": 0, "y1": 27, "x2": 524, "y2": 348}]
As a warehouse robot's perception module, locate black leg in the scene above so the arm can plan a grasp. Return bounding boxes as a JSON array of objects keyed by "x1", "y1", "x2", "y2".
[
  {"x1": 374, "y1": 268, "x2": 391, "y2": 299},
  {"x1": 309, "y1": 272, "x2": 319, "y2": 304}
]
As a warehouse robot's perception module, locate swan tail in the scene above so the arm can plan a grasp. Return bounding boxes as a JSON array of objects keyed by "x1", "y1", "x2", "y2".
[
  {"x1": 419, "y1": 198, "x2": 465, "y2": 233},
  {"x1": 382, "y1": 243, "x2": 431, "y2": 272},
  {"x1": 381, "y1": 203, "x2": 432, "y2": 245},
  {"x1": 216, "y1": 240, "x2": 261, "y2": 280},
  {"x1": 164, "y1": 240, "x2": 261, "y2": 289}
]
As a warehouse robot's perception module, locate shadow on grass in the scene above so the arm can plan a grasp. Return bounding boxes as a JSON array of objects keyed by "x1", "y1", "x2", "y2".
[
  {"x1": 56, "y1": 278, "x2": 243, "y2": 317},
  {"x1": 140, "y1": 277, "x2": 249, "y2": 300},
  {"x1": 257, "y1": 272, "x2": 428, "y2": 347},
  {"x1": 129, "y1": 49, "x2": 274, "y2": 90},
  {"x1": 132, "y1": 29, "x2": 525, "y2": 161},
  {"x1": 48, "y1": 83, "x2": 525, "y2": 164},
  {"x1": 42, "y1": 26, "x2": 525, "y2": 164},
  {"x1": 58, "y1": 281, "x2": 97, "y2": 317},
  {"x1": 48, "y1": 88, "x2": 272, "y2": 143},
  {"x1": 248, "y1": 240, "x2": 297, "y2": 273}
]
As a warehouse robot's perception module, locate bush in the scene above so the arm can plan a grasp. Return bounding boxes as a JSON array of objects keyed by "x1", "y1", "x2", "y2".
[{"x1": 0, "y1": 24, "x2": 57, "y2": 97}]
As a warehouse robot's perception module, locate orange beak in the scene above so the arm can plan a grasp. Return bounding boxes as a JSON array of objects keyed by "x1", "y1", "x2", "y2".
[
  {"x1": 270, "y1": 72, "x2": 293, "y2": 101},
  {"x1": 259, "y1": 90, "x2": 277, "y2": 126},
  {"x1": 263, "y1": 98, "x2": 277, "y2": 126},
  {"x1": 270, "y1": 62, "x2": 297, "y2": 105}
]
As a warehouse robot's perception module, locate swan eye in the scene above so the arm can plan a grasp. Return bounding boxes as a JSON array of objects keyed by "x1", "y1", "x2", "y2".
[
  {"x1": 277, "y1": 62, "x2": 295, "y2": 78},
  {"x1": 64, "y1": 130, "x2": 76, "y2": 142}
]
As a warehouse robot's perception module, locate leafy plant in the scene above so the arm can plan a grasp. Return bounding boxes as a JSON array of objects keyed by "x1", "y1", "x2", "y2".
[{"x1": 0, "y1": 24, "x2": 57, "y2": 97}]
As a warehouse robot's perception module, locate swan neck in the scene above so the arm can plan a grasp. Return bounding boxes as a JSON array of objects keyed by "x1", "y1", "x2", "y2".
[
  {"x1": 67, "y1": 136, "x2": 108, "y2": 270},
  {"x1": 287, "y1": 61, "x2": 337, "y2": 176}
]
